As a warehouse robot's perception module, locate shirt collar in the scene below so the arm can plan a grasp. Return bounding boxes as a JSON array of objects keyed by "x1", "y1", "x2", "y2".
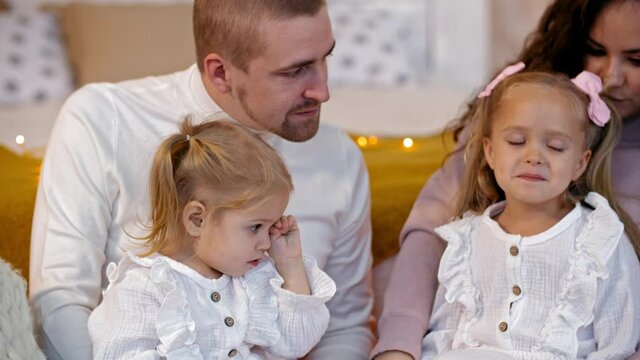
[{"x1": 481, "y1": 201, "x2": 582, "y2": 245}]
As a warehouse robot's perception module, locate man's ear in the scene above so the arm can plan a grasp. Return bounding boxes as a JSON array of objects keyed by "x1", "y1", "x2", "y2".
[
  {"x1": 183, "y1": 201, "x2": 206, "y2": 237},
  {"x1": 203, "y1": 53, "x2": 232, "y2": 93}
]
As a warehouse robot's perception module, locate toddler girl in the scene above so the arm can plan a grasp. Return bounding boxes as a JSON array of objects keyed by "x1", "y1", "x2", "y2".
[
  {"x1": 422, "y1": 64, "x2": 640, "y2": 359},
  {"x1": 88, "y1": 118, "x2": 336, "y2": 359}
]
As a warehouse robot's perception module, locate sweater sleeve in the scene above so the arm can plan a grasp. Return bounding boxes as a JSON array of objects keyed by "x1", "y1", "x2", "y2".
[
  {"x1": 372, "y1": 147, "x2": 465, "y2": 360},
  {"x1": 28, "y1": 84, "x2": 119, "y2": 360},
  {"x1": 268, "y1": 257, "x2": 336, "y2": 358},
  {"x1": 305, "y1": 131, "x2": 375, "y2": 360}
]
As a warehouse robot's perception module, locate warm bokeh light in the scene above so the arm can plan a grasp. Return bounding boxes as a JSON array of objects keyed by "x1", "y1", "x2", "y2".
[
  {"x1": 402, "y1": 137, "x2": 414, "y2": 149},
  {"x1": 357, "y1": 136, "x2": 368, "y2": 147},
  {"x1": 16, "y1": 135, "x2": 25, "y2": 145},
  {"x1": 368, "y1": 136, "x2": 379, "y2": 146}
]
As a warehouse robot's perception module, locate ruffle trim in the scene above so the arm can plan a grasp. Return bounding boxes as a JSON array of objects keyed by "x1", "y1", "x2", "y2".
[
  {"x1": 535, "y1": 192, "x2": 623, "y2": 356},
  {"x1": 242, "y1": 259, "x2": 281, "y2": 347},
  {"x1": 434, "y1": 216, "x2": 483, "y2": 347},
  {"x1": 242, "y1": 256, "x2": 336, "y2": 346},
  {"x1": 122, "y1": 254, "x2": 204, "y2": 359}
]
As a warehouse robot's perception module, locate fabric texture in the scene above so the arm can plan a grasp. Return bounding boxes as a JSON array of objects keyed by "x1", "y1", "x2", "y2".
[
  {"x1": 373, "y1": 116, "x2": 640, "y2": 360},
  {"x1": 422, "y1": 193, "x2": 640, "y2": 359},
  {"x1": 0, "y1": 10, "x2": 73, "y2": 105},
  {"x1": 29, "y1": 64, "x2": 374, "y2": 360},
  {"x1": 88, "y1": 253, "x2": 335, "y2": 359},
  {"x1": 0, "y1": 258, "x2": 45, "y2": 360}
]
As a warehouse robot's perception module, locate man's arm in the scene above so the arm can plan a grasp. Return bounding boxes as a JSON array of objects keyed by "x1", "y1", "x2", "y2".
[
  {"x1": 371, "y1": 148, "x2": 465, "y2": 360},
  {"x1": 29, "y1": 85, "x2": 117, "y2": 359},
  {"x1": 304, "y1": 132, "x2": 374, "y2": 359}
]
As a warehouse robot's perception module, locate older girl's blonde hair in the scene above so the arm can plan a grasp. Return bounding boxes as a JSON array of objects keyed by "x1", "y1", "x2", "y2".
[
  {"x1": 139, "y1": 116, "x2": 293, "y2": 255},
  {"x1": 455, "y1": 72, "x2": 640, "y2": 255}
]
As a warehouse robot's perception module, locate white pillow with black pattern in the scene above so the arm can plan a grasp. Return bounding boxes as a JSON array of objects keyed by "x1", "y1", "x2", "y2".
[
  {"x1": 328, "y1": 1, "x2": 428, "y2": 89},
  {"x1": 0, "y1": 11, "x2": 73, "y2": 106}
]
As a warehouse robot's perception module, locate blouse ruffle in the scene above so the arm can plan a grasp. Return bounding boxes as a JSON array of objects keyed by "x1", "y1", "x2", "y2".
[
  {"x1": 105, "y1": 254, "x2": 335, "y2": 358},
  {"x1": 434, "y1": 192, "x2": 624, "y2": 357},
  {"x1": 534, "y1": 192, "x2": 623, "y2": 356},
  {"x1": 115, "y1": 254, "x2": 204, "y2": 359},
  {"x1": 435, "y1": 215, "x2": 482, "y2": 348},
  {"x1": 243, "y1": 256, "x2": 336, "y2": 347}
]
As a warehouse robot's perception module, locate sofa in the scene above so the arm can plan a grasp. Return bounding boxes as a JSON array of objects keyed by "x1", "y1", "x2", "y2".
[{"x1": 0, "y1": 1, "x2": 466, "y2": 320}]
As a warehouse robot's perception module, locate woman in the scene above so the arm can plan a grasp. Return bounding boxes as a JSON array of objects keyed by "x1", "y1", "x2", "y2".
[{"x1": 373, "y1": 0, "x2": 640, "y2": 359}]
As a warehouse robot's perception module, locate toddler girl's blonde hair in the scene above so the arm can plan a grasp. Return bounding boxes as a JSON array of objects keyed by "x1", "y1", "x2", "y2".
[{"x1": 140, "y1": 116, "x2": 293, "y2": 255}]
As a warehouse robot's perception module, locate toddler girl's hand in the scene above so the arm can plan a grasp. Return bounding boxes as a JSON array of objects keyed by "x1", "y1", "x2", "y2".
[
  {"x1": 268, "y1": 215, "x2": 302, "y2": 264},
  {"x1": 268, "y1": 215, "x2": 310, "y2": 295}
]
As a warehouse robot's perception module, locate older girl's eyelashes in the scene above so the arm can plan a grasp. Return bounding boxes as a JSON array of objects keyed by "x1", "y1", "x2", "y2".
[{"x1": 547, "y1": 144, "x2": 565, "y2": 152}]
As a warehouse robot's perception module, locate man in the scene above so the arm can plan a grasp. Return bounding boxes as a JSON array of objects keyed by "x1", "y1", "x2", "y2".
[{"x1": 29, "y1": 1, "x2": 374, "y2": 359}]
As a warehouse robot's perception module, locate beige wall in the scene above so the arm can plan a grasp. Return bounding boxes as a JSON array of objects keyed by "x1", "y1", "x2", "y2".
[{"x1": 490, "y1": 0, "x2": 551, "y2": 70}]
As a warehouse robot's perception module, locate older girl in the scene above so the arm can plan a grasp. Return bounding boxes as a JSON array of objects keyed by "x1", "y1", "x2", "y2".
[{"x1": 374, "y1": 1, "x2": 640, "y2": 358}]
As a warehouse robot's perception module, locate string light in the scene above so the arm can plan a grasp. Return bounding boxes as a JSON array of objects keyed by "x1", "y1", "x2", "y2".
[
  {"x1": 357, "y1": 136, "x2": 368, "y2": 147},
  {"x1": 402, "y1": 137, "x2": 414, "y2": 149},
  {"x1": 16, "y1": 135, "x2": 25, "y2": 145},
  {"x1": 368, "y1": 136, "x2": 378, "y2": 146}
]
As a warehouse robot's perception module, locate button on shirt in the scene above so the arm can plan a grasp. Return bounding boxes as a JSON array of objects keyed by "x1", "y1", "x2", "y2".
[{"x1": 423, "y1": 193, "x2": 640, "y2": 359}]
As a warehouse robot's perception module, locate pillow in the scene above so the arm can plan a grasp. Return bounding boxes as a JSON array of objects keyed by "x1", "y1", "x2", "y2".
[
  {"x1": 327, "y1": 0, "x2": 429, "y2": 88},
  {"x1": 356, "y1": 133, "x2": 453, "y2": 264},
  {"x1": 0, "y1": 11, "x2": 73, "y2": 105},
  {"x1": 56, "y1": 3, "x2": 194, "y2": 85}
]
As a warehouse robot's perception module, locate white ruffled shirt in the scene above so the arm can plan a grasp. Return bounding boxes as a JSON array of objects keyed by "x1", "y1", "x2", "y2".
[
  {"x1": 422, "y1": 192, "x2": 640, "y2": 360},
  {"x1": 88, "y1": 254, "x2": 336, "y2": 359}
]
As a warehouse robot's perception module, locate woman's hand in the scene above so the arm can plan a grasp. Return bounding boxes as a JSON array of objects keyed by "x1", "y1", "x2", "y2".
[{"x1": 268, "y1": 215, "x2": 310, "y2": 295}]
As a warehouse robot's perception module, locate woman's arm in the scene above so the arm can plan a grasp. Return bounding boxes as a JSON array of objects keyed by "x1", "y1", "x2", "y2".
[{"x1": 371, "y1": 149, "x2": 465, "y2": 360}]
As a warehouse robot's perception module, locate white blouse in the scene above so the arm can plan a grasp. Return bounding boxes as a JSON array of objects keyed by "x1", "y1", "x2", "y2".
[
  {"x1": 422, "y1": 192, "x2": 640, "y2": 360},
  {"x1": 88, "y1": 254, "x2": 336, "y2": 359}
]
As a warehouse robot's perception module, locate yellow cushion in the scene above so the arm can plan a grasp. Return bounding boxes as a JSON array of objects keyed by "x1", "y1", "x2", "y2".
[
  {"x1": 355, "y1": 134, "x2": 453, "y2": 264},
  {"x1": 0, "y1": 147, "x2": 40, "y2": 281},
  {"x1": 0, "y1": 134, "x2": 450, "y2": 279}
]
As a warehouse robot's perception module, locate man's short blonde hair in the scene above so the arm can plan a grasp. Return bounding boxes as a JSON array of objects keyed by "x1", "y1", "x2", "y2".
[{"x1": 193, "y1": 0, "x2": 327, "y2": 73}]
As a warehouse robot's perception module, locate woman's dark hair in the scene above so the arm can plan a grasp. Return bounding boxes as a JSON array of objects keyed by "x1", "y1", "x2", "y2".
[{"x1": 451, "y1": 0, "x2": 629, "y2": 141}]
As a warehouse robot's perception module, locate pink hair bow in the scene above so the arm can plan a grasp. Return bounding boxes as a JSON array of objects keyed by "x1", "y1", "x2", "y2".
[
  {"x1": 477, "y1": 62, "x2": 526, "y2": 98},
  {"x1": 571, "y1": 71, "x2": 611, "y2": 127}
]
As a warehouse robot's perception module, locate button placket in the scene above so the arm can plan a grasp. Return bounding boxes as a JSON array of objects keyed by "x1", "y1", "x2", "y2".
[{"x1": 497, "y1": 235, "x2": 522, "y2": 347}]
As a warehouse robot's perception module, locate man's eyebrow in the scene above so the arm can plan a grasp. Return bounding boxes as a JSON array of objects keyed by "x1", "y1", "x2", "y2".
[{"x1": 275, "y1": 41, "x2": 336, "y2": 72}]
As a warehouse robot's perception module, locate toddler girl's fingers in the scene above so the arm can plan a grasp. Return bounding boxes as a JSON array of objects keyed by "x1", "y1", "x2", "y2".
[{"x1": 286, "y1": 215, "x2": 299, "y2": 232}]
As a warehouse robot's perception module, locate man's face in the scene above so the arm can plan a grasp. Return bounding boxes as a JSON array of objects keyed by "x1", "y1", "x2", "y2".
[{"x1": 228, "y1": 8, "x2": 335, "y2": 142}]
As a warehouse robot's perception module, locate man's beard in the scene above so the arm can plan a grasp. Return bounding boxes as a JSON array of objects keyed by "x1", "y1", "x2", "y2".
[{"x1": 237, "y1": 88, "x2": 320, "y2": 142}]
